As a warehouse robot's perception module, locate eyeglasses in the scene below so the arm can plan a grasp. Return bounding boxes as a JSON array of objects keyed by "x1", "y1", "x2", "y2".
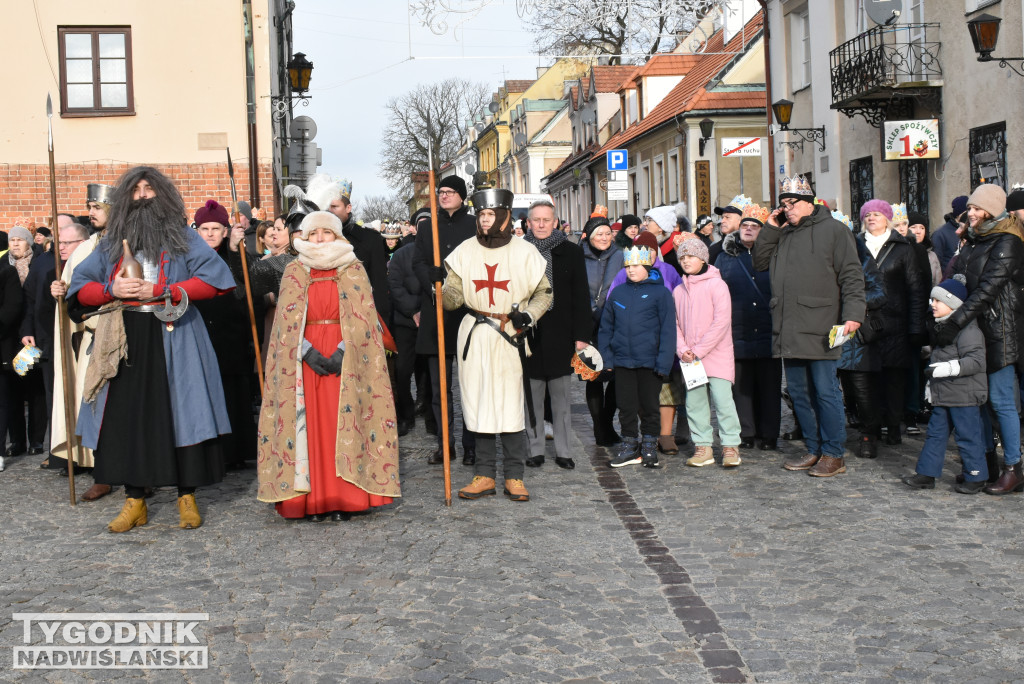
[
  {"x1": 437, "y1": 190, "x2": 459, "y2": 197},
  {"x1": 61, "y1": 239, "x2": 85, "y2": 246},
  {"x1": 780, "y1": 200, "x2": 799, "y2": 209}
]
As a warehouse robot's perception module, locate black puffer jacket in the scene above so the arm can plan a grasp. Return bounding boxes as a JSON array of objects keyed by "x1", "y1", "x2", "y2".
[
  {"x1": 838, "y1": 239, "x2": 887, "y2": 373},
  {"x1": 387, "y1": 243, "x2": 421, "y2": 330},
  {"x1": 860, "y1": 230, "x2": 928, "y2": 368},
  {"x1": 950, "y1": 216, "x2": 1024, "y2": 372}
]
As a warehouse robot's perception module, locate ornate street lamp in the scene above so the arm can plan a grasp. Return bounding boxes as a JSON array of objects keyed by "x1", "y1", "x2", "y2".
[
  {"x1": 271, "y1": 52, "x2": 314, "y2": 120},
  {"x1": 698, "y1": 118, "x2": 715, "y2": 157},
  {"x1": 771, "y1": 98, "x2": 826, "y2": 153},
  {"x1": 967, "y1": 14, "x2": 1024, "y2": 77}
]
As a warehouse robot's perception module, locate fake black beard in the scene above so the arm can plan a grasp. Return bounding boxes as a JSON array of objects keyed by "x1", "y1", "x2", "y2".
[{"x1": 103, "y1": 197, "x2": 189, "y2": 262}]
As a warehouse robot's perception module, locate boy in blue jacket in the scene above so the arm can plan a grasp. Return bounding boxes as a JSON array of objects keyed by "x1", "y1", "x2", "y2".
[{"x1": 599, "y1": 242, "x2": 677, "y2": 468}]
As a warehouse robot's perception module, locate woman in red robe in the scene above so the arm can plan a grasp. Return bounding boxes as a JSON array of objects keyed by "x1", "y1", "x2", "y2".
[{"x1": 257, "y1": 211, "x2": 400, "y2": 521}]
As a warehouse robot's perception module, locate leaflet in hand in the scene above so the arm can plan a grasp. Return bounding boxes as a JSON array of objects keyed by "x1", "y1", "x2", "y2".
[
  {"x1": 828, "y1": 325, "x2": 852, "y2": 349},
  {"x1": 680, "y1": 359, "x2": 709, "y2": 389}
]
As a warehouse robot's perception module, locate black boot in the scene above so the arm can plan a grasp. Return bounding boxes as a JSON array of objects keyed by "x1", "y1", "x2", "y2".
[
  {"x1": 640, "y1": 435, "x2": 660, "y2": 468},
  {"x1": 857, "y1": 435, "x2": 878, "y2": 459},
  {"x1": 610, "y1": 437, "x2": 640, "y2": 467}
]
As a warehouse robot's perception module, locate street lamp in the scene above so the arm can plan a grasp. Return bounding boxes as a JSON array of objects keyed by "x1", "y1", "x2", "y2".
[
  {"x1": 771, "y1": 98, "x2": 826, "y2": 153},
  {"x1": 698, "y1": 118, "x2": 715, "y2": 157},
  {"x1": 967, "y1": 14, "x2": 1024, "y2": 77},
  {"x1": 287, "y1": 52, "x2": 314, "y2": 93}
]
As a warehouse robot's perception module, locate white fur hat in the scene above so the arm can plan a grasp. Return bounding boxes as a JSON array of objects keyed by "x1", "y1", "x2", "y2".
[{"x1": 297, "y1": 211, "x2": 345, "y2": 239}]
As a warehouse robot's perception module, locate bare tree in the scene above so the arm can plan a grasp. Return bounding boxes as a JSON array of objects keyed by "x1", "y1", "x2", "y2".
[
  {"x1": 379, "y1": 78, "x2": 490, "y2": 195},
  {"x1": 356, "y1": 194, "x2": 410, "y2": 223},
  {"x1": 527, "y1": 0, "x2": 727, "y2": 64}
]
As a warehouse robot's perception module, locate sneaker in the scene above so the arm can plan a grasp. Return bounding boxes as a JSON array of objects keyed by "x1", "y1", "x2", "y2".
[
  {"x1": 721, "y1": 446, "x2": 741, "y2": 467},
  {"x1": 640, "y1": 436, "x2": 660, "y2": 468},
  {"x1": 905, "y1": 422, "x2": 921, "y2": 436},
  {"x1": 686, "y1": 446, "x2": 715, "y2": 467},
  {"x1": 610, "y1": 452, "x2": 642, "y2": 468}
]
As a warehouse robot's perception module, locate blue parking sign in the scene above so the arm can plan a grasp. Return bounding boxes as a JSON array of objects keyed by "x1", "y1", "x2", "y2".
[{"x1": 607, "y1": 149, "x2": 628, "y2": 171}]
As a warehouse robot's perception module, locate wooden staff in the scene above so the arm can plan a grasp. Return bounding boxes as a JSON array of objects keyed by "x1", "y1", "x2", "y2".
[
  {"x1": 226, "y1": 148, "x2": 264, "y2": 389},
  {"x1": 45, "y1": 94, "x2": 79, "y2": 505},
  {"x1": 427, "y1": 147, "x2": 452, "y2": 506}
]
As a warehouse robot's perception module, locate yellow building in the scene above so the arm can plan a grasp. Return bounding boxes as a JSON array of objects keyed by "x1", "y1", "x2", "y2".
[{"x1": 1, "y1": 0, "x2": 292, "y2": 227}]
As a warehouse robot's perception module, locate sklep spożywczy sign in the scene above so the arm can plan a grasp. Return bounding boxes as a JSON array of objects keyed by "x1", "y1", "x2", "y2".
[{"x1": 883, "y1": 119, "x2": 940, "y2": 161}]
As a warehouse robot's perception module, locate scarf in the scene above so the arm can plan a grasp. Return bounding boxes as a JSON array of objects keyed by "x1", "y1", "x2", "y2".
[
  {"x1": 863, "y1": 228, "x2": 891, "y2": 259},
  {"x1": 970, "y1": 211, "x2": 1012, "y2": 239},
  {"x1": 292, "y1": 238, "x2": 357, "y2": 271},
  {"x1": 525, "y1": 230, "x2": 567, "y2": 310},
  {"x1": 9, "y1": 249, "x2": 32, "y2": 285}
]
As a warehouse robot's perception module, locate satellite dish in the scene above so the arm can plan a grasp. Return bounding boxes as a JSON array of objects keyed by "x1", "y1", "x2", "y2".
[
  {"x1": 465, "y1": 164, "x2": 476, "y2": 175},
  {"x1": 514, "y1": 133, "x2": 527, "y2": 147},
  {"x1": 866, "y1": 0, "x2": 902, "y2": 26},
  {"x1": 488, "y1": 101, "x2": 500, "y2": 114},
  {"x1": 290, "y1": 116, "x2": 317, "y2": 141}
]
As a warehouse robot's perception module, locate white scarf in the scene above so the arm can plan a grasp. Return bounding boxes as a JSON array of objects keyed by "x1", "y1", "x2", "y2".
[
  {"x1": 863, "y1": 228, "x2": 891, "y2": 259},
  {"x1": 292, "y1": 238, "x2": 358, "y2": 270}
]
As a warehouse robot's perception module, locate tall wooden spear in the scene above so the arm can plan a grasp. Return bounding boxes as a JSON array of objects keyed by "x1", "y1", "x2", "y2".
[
  {"x1": 427, "y1": 145, "x2": 452, "y2": 506},
  {"x1": 226, "y1": 148, "x2": 264, "y2": 390},
  {"x1": 46, "y1": 94, "x2": 80, "y2": 505}
]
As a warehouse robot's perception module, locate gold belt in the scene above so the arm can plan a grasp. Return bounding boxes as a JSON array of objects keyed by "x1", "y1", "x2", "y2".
[{"x1": 306, "y1": 319, "x2": 340, "y2": 325}]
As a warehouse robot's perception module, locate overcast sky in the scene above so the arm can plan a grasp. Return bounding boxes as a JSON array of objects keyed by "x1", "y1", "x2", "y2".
[{"x1": 292, "y1": 0, "x2": 546, "y2": 203}]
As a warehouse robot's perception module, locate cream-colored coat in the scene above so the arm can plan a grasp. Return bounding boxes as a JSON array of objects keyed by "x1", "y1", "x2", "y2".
[
  {"x1": 50, "y1": 233, "x2": 99, "y2": 466},
  {"x1": 444, "y1": 238, "x2": 550, "y2": 433}
]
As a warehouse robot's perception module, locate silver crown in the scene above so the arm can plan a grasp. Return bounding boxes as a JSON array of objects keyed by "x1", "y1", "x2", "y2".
[{"x1": 471, "y1": 188, "x2": 514, "y2": 211}]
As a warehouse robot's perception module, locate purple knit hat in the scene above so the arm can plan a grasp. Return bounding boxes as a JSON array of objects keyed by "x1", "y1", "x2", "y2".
[{"x1": 859, "y1": 199, "x2": 894, "y2": 223}]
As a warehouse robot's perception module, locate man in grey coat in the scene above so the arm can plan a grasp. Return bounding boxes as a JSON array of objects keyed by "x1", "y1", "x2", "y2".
[{"x1": 753, "y1": 177, "x2": 865, "y2": 477}]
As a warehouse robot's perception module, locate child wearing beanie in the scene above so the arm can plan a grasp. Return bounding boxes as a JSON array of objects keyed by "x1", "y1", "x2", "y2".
[
  {"x1": 902, "y1": 277, "x2": 990, "y2": 493},
  {"x1": 673, "y1": 239, "x2": 742, "y2": 467},
  {"x1": 598, "y1": 242, "x2": 677, "y2": 469}
]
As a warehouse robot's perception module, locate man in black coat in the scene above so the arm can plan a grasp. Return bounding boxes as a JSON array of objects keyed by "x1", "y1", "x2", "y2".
[
  {"x1": 413, "y1": 176, "x2": 478, "y2": 465},
  {"x1": 522, "y1": 200, "x2": 592, "y2": 469},
  {"x1": 387, "y1": 241, "x2": 422, "y2": 436},
  {"x1": 323, "y1": 184, "x2": 391, "y2": 323}
]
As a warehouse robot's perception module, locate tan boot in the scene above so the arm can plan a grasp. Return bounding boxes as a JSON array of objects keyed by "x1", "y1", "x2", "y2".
[
  {"x1": 686, "y1": 445, "x2": 715, "y2": 467},
  {"x1": 108, "y1": 497, "x2": 147, "y2": 533},
  {"x1": 503, "y1": 478, "x2": 529, "y2": 502},
  {"x1": 721, "y1": 446, "x2": 741, "y2": 467},
  {"x1": 177, "y1": 493, "x2": 202, "y2": 529},
  {"x1": 458, "y1": 476, "x2": 496, "y2": 500}
]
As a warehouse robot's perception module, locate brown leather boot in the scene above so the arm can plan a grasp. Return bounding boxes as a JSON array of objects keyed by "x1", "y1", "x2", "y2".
[
  {"x1": 503, "y1": 478, "x2": 529, "y2": 501},
  {"x1": 808, "y1": 455, "x2": 846, "y2": 477},
  {"x1": 108, "y1": 497, "x2": 148, "y2": 533},
  {"x1": 783, "y1": 453, "x2": 820, "y2": 471},
  {"x1": 177, "y1": 493, "x2": 202, "y2": 529},
  {"x1": 984, "y1": 462, "x2": 1024, "y2": 495},
  {"x1": 81, "y1": 483, "x2": 112, "y2": 502},
  {"x1": 458, "y1": 476, "x2": 496, "y2": 499}
]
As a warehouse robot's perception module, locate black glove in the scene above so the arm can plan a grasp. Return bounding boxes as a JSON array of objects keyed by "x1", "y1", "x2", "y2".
[
  {"x1": 324, "y1": 348, "x2": 344, "y2": 375},
  {"x1": 428, "y1": 265, "x2": 447, "y2": 283},
  {"x1": 933, "y1": 321, "x2": 960, "y2": 348},
  {"x1": 303, "y1": 347, "x2": 334, "y2": 376},
  {"x1": 509, "y1": 310, "x2": 532, "y2": 329},
  {"x1": 909, "y1": 332, "x2": 928, "y2": 348}
]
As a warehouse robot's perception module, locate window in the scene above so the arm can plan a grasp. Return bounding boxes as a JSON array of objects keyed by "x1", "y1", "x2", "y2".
[
  {"x1": 641, "y1": 163, "x2": 651, "y2": 212},
  {"x1": 59, "y1": 27, "x2": 134, "y2": 116},
  {"x1": 654, "y1": 156, "x2": 664, "y2": 206},
  {"x1": 969, "y1": 122, "x2": 1007, "y2": 190},
  {"x1": 899, "y1": 160, "x2": 928, "y2": 216},
  {"x1": 667, "y1": 152, "x2": 679, "y2": 203},
  {"x1": 849, "y1": 157, "x2": 874, "y2": 230}
]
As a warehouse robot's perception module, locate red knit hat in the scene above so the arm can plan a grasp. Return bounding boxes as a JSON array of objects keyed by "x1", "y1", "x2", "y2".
[
  {"x1": 195, "y1": 199, "x2": 230, "y2": 227},
  {"x1": 633, "y1": 231, "x2": 659, "y2": 251}
]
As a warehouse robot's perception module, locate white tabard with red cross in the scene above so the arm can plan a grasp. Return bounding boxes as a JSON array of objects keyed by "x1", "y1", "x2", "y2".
[{"x1": 445, "y1": 237, "x2": 547, "y2": 433}]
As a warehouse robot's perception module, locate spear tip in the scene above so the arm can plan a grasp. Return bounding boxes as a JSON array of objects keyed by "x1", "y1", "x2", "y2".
[{"x1": 46, "y1": 93, "x2": 53, "y2": 118}]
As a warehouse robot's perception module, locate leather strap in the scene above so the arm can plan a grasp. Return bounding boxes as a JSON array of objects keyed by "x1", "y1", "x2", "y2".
[{"x1": 467, "y1": 307, "x2": 511, "y2": 330}]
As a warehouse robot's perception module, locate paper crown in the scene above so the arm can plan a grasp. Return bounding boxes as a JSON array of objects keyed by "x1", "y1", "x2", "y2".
[
  {"x1": 381, "y1": 221, "x2": 403, "y2": 238},
  {"x1": 623, "y1": 245, "x2": 656, "y2": 267},
  {"x1": 571, "y1": 345, "x2": 604, "y2": 381},
  {"x1": 12, "y1": 216, "x2": 33, "y2": 229},
  {"x1": 890, "y1": 202, "x2": 908, "y2": 224},
  {"x1": 590, "y1": 204, "x2": 608, "y2": 218},
  {"x1": 831, "y1": 209, "x2": 854, "y2": 230},
  {"x1": 1012, "y1": 182, "x2": 1024, "y2": 191},
  {"x1": 728, "y1": 194, "x2": 754, "y2": 211},
  {"x1": 338, "y1": 179, "x2": 353, "y2": 199},
  {"x1": 779, "y1": 175, "x2": 813, "y2": 197},
  {"x1": 740, "y1": 203, "x2": 770, "y2": 225},
  {"x1": 86, "y1": 183, "x2": 115, "y2": 206}
]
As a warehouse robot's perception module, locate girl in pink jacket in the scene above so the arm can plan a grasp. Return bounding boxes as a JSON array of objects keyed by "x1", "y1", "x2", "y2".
[{"x1": 673, "y1": 238, "x2": 743, "y2": 467}]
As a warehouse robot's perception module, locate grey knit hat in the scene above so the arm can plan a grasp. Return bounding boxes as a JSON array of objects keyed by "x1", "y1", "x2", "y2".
[
  {"x1": 8, "y1": 226, "x2": 32, "y2": 243},
  {"x1": 931, "y1": 275, "x2": 967, "y2": 311}
]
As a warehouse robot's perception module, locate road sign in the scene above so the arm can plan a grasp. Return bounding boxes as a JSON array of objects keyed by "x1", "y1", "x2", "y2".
[
  {"x1": 721, "y1": 138, "x2": 761, "y2": 157},
  {"x1": 607, "y1": 189, "x2": 629, "y2": 201},
  {"x1": 609, "y1": 170, "x2": 626, "y2": 182},
  {"x1": 607, "y1": 149, "x2": 628, "y2": 171}
]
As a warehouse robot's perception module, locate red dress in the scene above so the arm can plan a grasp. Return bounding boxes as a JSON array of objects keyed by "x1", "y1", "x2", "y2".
[{"x1": 276, "y1": 269, "x2": 394, "y2": 518}]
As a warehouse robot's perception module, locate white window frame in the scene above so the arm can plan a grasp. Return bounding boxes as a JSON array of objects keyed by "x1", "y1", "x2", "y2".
[
  {"x1": 667, "y1": 150, "x2": 680, "y2": 204},
  {"x1": 653, "y1": 155, "x2": 665, "y2": 206},
  {"x1": 791, "y1": 11, "x2": 811, "y2": 89},
  {"x1": 640, "y1": 161, "x2": 651, "y2": 213}
]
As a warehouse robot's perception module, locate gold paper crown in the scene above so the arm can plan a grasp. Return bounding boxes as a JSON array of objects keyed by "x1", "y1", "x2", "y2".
[
  {"x1": 831, "y1": 209, "x2": 854, "y2": 230},
  {"x1": 623, "y1": 245, "x2": 656, "y2": 267},
  {"x1": 780, "y1": 175, "x2": 813, "y2": 197},
  {"x1": 728, "y1": 194, "x2": 754, "y2": 211},
  {"x1": 890, "y1": 202, "x2": 908, "y2": 224},
  {"x1": 338, "y1": 179, "x2": 353, "y2": 199},
  {"x1": 741, "y1": 203, "x2": 770, "y2": 225}
]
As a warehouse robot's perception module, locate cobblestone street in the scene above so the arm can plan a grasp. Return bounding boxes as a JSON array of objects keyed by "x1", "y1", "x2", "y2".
[{"x1": 1, "y1": 380, "x2": 1023, "y2": 683}]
